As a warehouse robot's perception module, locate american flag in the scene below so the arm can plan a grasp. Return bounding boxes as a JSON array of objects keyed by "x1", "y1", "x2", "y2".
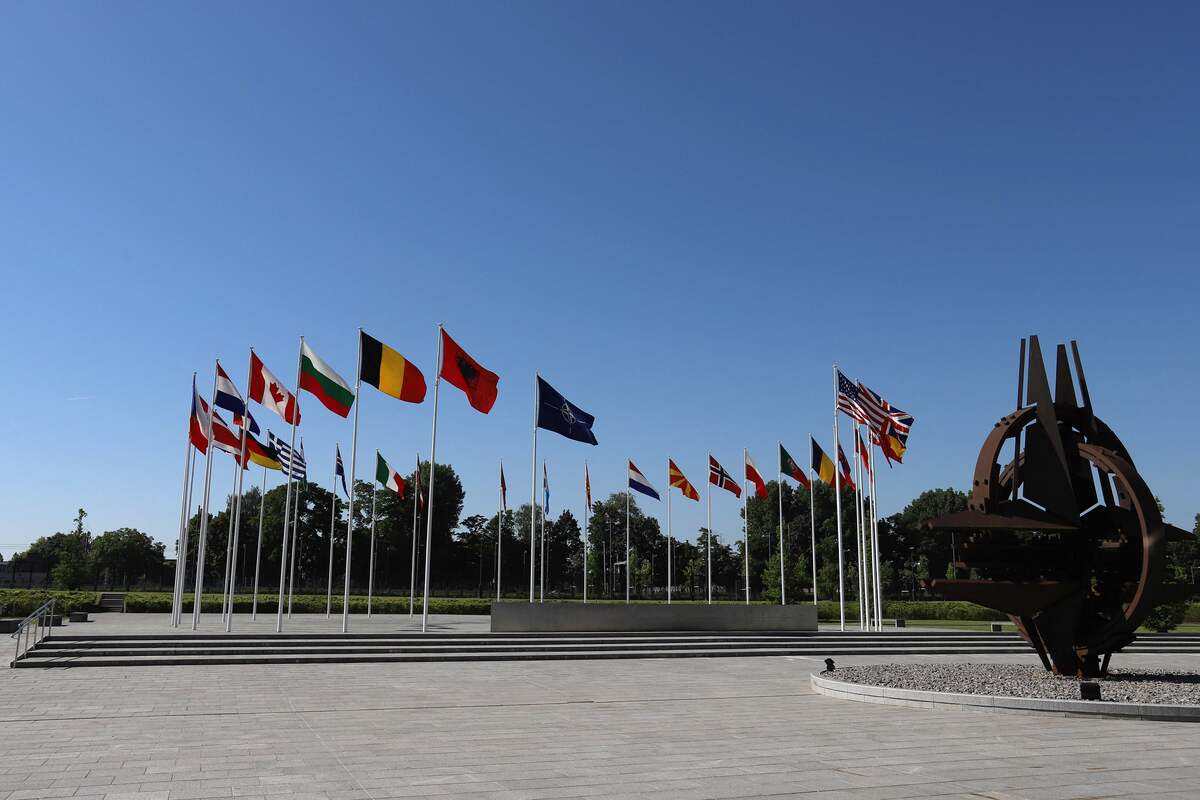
[
  {"x1": 270, "y1": 432, "x2": 307, "y2": 481},
  {"x1": 708, "y1": 455, "x2": 742, "y2": 498},
  {"x1": 836, "y1": 370, "x2": 869, "y2": 424},
  {"x1": 858, "y1": 382, "x2": 914, "y2": 439}
]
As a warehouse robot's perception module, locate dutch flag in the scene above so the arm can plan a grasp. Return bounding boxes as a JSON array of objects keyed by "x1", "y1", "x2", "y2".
[{"x1": 627, "y1": 460, "x2": 660, "y2": 501}]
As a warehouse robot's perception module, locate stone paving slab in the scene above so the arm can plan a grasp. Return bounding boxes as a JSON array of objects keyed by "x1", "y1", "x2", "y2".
[{"x1": 3, "y1": 651, "x2": 1200, "y2": 798}]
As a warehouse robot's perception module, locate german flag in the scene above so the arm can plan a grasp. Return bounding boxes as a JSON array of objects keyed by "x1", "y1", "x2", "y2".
[
  {"x1": 668, "y1": 459, "x2": 699, "y2": 501},
  {"x1": 360, "y1": 331, "x2": 427, "y2": 404},
  {"x1": 810, "y1": 437, "x2": 836, "y2": 485},
  {"x1": 245, "y1": 431, "x2": 283, "y2": 471}
]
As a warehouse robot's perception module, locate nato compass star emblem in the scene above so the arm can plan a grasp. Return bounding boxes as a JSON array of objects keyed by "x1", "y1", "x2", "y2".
[{"x1": 559, "y1": 402, "x2": 577, "y2": 429}]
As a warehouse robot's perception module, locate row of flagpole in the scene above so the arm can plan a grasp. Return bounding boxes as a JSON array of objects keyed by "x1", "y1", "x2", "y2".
[{"x1": 170, "y1": 326, "x2": 910, "y2": 632}]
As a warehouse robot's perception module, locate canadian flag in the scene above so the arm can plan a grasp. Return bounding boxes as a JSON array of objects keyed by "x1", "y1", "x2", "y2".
[{"x1": 249, "y1": 352, "x2": 301, "y2": 425}]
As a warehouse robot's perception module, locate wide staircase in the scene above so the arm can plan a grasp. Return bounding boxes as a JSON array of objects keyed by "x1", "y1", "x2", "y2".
[
  {"x1": 12, "y1": 630, "x2": 1200, "y2": 668},
  {"x1": 98, "y1": 592, "x2": 126, "y2": 612}
]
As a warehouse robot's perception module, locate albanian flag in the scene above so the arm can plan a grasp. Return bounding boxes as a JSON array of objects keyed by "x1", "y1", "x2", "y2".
[{"x1": 439, "y1": 328, "x2": 499, "y2": 413}]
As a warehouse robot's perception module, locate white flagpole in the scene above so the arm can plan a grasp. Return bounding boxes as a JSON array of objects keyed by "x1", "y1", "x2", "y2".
[
  {"x1": 171, "y1": 374, "x2": 196, "y2": 627},
  {"x1": 326, "y1": 443, "x2": 338, "y2": 618},
  {"x1": 870, "y1": 443, "x2": 882, "y2": 630},
  {"x1": 832, "y1": 365, "x2": 845, "y2": 632},
  {"x1": 497, "y1": 460, "x2": 503, "y2": 602},
  {"x1": 809, "y1": 464, "x2": 818, "y2": 607},
  {"x1": 706, "y1": 480, "x2": 712, "y2": 605},
  {"x1": 287, "y1": 472, "x2": 302, "y2": 617},
  {"x1": 368, "y1": 477, "x2": 377, "y2": 618},
  {"x1": 742, "y1": 449, "x2": 749, "y2": 605},
  {"x1": 529, "y1": 374, "x2": 538, "y2": 604},
  {"x1": 582, "y1": 461, "x2": 588, "y2": 604},
  {"x1": 411, "y1": 452, "x2": 420, "y2": 616},
  {"x1": 625, "y1": 486, "x2": 630, "y2": 604},
  {"x1": 854, "y1": 426, "x2": 866, "y2": 631},
  {"x1": 175, "y1": 445, "x2": 196, "y2": 627},
  {"x1": 342, "y1": 330, "x2": 364, "y2": 633},
  {"x1": 539, "y1": 461, "x2": 546, "y2": 603},
  {"x1": 191, "y1": 362, "x2": 220, "y2": 630},
  {"x1": 275, "y1": 338, "x2": 303, "y2": 633},
  {"x1": 221, "y1": 461, "x2": 236, "y2": 623},
  {"x1": 251, "y1": 467, "x2": 266, "y2": 620},
  {"x1": 666, "y1": 459, "x2": 672, "y2": 605},
  {"x1": 777, "y1": 443, "x2": 785, "y2": 606},
  {"x1": 420, "y1": 325, "x2": 444, "y2": 633},
  {"x1": 224, "y1": 353, "x2": 257, "y2": 631}
]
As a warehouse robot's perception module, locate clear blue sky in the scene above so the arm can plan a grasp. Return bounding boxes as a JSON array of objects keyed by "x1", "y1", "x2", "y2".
[{"x1": 2, "y1": 1, "x2": 1197, "y2": 559}]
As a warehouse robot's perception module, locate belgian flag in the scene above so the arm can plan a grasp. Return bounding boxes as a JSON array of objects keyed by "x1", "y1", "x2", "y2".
[
  {"x1": 810, "y1": 437, "x2": 836, "y2": 485},
  {"x1": 360, "y1": 331, "x2": 427, "y2": 404}
]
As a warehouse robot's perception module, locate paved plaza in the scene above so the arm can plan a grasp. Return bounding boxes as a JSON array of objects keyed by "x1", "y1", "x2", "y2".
[{"x1": 3, "y1": 616, "x2": 1200, "y2": 799}]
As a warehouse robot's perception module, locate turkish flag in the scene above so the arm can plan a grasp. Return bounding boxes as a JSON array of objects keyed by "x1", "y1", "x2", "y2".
[{"x1": 439, "y1": 329, "x2": 498, "y2": 414}]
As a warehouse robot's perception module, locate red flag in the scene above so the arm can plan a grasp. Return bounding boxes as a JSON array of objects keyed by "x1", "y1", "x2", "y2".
[
  {"x1": 744, "y1": 452, "x2": 767, "y2": 499},
  {"x1": 190, "y1": 382, "x2": 210, "y2": 454},
  {"x1": 249, "y1": 352, "x2": 300, "y2": 424},
  {"x1": 856, "y1": 431, "x2": 872, "y2": 480},
  {"x1": 836, "y1": 443, "x2": 857, "y2": 492},
  {"x1": 439, "y1": 329, "x2": 499, "y2": 414},
  {"x1": 708, "y1": 456, "x2": 742, "y2": 498}
]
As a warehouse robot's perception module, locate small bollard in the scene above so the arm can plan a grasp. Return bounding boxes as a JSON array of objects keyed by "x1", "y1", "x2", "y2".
[
  {"x1": 823, "y1": 658, "x2": 836, "y2": 673},
  {"x1": 1080, "y1": 682, "x2": 1102, "y2": 701}
]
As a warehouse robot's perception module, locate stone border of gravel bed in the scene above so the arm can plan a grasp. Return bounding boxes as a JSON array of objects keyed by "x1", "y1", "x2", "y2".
[{"x1": 811, "y1": 672, "x2": 1200, "y2": 723}]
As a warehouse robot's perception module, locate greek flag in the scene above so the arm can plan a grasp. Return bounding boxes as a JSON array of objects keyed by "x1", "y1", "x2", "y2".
[{"x1": 269, "y1": 432, "x2": 307, "y2": 481}]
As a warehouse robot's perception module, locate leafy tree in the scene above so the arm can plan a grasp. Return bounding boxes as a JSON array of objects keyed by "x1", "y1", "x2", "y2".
[
  {"x1": 51, "y1": 509, "x2": 92, "y2": 589},
  {"x1": 91, "y1": 528, "x2": 165, "y2": 588}
]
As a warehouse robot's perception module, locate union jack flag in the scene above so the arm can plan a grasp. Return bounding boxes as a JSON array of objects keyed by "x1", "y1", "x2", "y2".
[
  {"x1": 858, "y1": 382, "x2": 914, "y2": 439},
  {"x1": 708, "y1": 455, "x2": 742, "y2": 498},
  {"x1": 836, "y1": 370, "x2": 869, "y2": 424}
]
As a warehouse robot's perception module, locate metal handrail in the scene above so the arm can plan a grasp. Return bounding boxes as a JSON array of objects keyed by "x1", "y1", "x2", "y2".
[{"x1": 10, "y1": 598, "x2": 55, "y2": 666}]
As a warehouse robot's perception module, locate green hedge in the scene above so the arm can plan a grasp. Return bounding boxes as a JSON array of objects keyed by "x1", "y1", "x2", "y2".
[
  {"x1": 0, "y1": 589, "x2": 100, "y2": 617},
  {"x1": 815, "y1": 599, "x2": 1006, "y2": 622}
]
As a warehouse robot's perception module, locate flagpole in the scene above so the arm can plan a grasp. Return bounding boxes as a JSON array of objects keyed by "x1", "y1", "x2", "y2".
[
  {"x1": 191, "y1": 362, "x2": 220, "y2": 630},
  {"x1": 666, "y1": 459, "x2": 672, "y2": 605},
  {"x1": 420, "y1": 325, "x2": 444, "y2": 633},
  {"x1": 342, "y1": 330, "x2": 363, "y2": 633},
  {"x1": 706, "y1": 480, "x2": 712, "y2": 605},
  {"x1": 870, "y1": 443, "x2": 882, "y2": 630},
  {"x1": 854, "y1": 425, "x2": 865, "y2": 631},
  {"x1": 582, "y1": 461, "x2": 588, "y2": 604},
  {"x1": 175, "y1": 443, "x2": 196, "y2": 627},
  {"x1": 327, "y1": 443, "x2": 338, "y2": 618},
  {"x1": 539, "y1": 462, "x2": 546, "y2": 603},
  {"x1": 530, "y1": 373, "x2": 538, "y2": 604},
  {"x1": 221, "y1": 457, "x2": 236, "y2": 624},
  {"x1": 287, "y1": 472, "x2": 302, "y2": 618},
  {"x1": 497, "y1": 460, "x2": 503, "y2": 602},
  {"x1": 625, "y1": 487, "x2": 630, "y2": 604},
  {"x1": 832, "y1": 365, "x2": 845, "y2": 632},
  {"x1": 411, "y1": 452, "x2": 420, "y2": 616},
  {"x1": 777, "y1": 443, "x2": 785, "y2": 606},
  {"x1": 252, "y1": 466, "x2": 266, "y2": 620},
  {"x1": 224, "y1": 432, "x2": 248, "y2": 632},
  {"x1": 742, "y1": 449, "x2": 749, "y2": 606},
  {"x1": 368, "y1": 479, "x2": 377, "y2": 618},
  {"x1": 172, "y1": 374, "x2": 196, "y2": 627},
  {"x1": 275, "y1": 338, "x2": 303, "y2": 633},
  {"x1": 809, "y1": 464, "x2": 818, "y2": 607}
]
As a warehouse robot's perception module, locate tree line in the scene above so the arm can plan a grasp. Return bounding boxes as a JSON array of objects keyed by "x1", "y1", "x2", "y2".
[{"x1": 8, "y1": 464, "x2": 1198, "y2": 601}]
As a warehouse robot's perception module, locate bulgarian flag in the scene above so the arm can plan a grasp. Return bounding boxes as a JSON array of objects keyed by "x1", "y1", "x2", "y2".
[
  {"x1": 300, "y1": 341, "x2": 354, "y2": 417},
  {"x1": 376, "y1": 452, "x2": 406, "y2": 497}
]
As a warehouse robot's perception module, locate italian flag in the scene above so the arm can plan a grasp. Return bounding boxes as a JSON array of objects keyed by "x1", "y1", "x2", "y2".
[
  {"x1": 300, "y1": 341, "x2": 355, "y2": 417},
  {"x1": 376, "y1": 452, "x2": 406, "y2": 496}
]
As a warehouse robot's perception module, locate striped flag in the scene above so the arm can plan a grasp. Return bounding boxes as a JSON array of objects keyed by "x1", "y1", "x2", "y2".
[
  {"x1": 628, "y1": 460, "x2": 660, "y2": 501},
  {"x1": 744, "y1": 452, "x2": 767, "y2": 499},
  {"x1": 858, "y1": 382, "x2": 913, "y2": 438},
  {"x1": 270, "y1": 432, "x2": 307, "y2": 481},
  {"x1": 856, "y1": 431, "x2": 872, "y2": 480},
  {"x1": 836, "y1": 443, "x2": 856, "y2": 492},
  {"x1": 836, "y1": 370, "x2": 868, "y2": 424},
  {"x1": 335, "y1": 445, "x2": 348, "y2": 497}
]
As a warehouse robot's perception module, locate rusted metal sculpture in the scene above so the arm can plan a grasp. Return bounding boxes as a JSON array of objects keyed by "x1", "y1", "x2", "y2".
[{"x1": 928, "y1": 336, "x2": 1193, "y2": 678}]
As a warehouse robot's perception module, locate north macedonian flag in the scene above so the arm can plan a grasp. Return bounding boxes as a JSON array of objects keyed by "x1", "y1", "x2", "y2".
[
  {"x1": 810, "y1": 437, "x2": 836, "y2": 485},
  {"x1": 300, "y1": 341, "x2": 354, "y2": 417},
  {"x1": 360, "y1": 331, "x2": 427, "y2": 404},
  {"x1": 668, "y1": 459, "x2": 700, "y2": 501},
  {"x1": 780, "y1": 443, "x2": 811, "y2": 490},
  {"x1": 376, "y1": 452, "x2": 406, "y2": 496}
]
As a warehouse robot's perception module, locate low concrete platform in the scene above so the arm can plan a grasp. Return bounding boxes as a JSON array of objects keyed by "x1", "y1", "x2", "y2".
[{"x1": 491, "y1": 602, "x2": 818, "y2": 632}]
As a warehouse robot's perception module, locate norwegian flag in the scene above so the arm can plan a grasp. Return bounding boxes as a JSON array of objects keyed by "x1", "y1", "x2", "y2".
[{"x1": 708, "y1": 455, "x2": 742, "y2": 498}]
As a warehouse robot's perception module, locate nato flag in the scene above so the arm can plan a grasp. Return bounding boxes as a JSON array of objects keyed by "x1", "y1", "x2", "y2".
[{"x1": 536, "y1": 376, "x2": 598, "y2": 445}]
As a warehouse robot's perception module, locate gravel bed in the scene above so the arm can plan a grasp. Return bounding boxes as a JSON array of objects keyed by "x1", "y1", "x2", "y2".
[{"x1": 829, "y1": 663, "x2": 1200, "y2": 705}]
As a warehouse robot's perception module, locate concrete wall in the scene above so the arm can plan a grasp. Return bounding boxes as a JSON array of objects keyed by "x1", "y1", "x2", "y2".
[{"x1": 491, "y1": 602, "x2": 818, "y2": 632}]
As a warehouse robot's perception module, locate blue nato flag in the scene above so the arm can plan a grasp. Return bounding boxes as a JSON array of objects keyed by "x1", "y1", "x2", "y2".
[{"x1": 535, "y1": 376, "x2": 598, "y2": 446}]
